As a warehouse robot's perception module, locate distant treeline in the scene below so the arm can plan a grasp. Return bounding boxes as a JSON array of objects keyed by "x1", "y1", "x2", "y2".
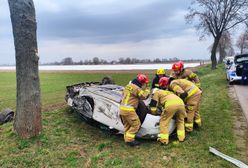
[{"x1": 42, "y1": 57, "x2": 207, "y2": 65}]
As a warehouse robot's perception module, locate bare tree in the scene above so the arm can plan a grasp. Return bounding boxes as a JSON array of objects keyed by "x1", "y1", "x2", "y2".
[
  {"x1": 124, "y1": 57, "x2": 131, "y2": 64},
  {"x1": 92, "y1": 57, "x2": 100, "y2": 65},
  {"x1": 186, "y1": 0, "x2": 248, "y2": 69},
  {"x1": 61, "y1": 57, "x2": 73, "y2": 65},
  {"x1": 118, "y1": 57, "x2": 125, "y2": 64},
  {"x1": 236, "y1": 31, "x2": 248, "y2": 54},
  {"x1": 217, "y1": 31, "x2": 234, "y2": 63},
  {"x1": 8, "y1": 0, "x2": 41, "y2": 138}
]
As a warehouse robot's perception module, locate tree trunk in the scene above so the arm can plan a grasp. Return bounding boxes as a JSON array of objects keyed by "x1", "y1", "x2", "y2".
[
  {"x1": 218, "y1": 44, "x2": 226, "y2": 64},
  {"x1": 211, "y1": 36, "x2": 221, "y2": 69},
  {"x1": 218, "y1": 54, "x2": 224, "y2": 64},
  {"x1": 8, "y1": 0, "x2": 42, "y2": 138}
]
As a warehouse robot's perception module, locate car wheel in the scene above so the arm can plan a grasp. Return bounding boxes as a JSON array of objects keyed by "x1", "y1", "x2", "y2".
[{"x1": 101, "y1": 76, "x2": 115, "y2": 85}]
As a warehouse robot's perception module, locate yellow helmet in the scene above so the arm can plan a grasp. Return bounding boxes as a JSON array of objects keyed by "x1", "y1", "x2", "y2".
[{"x1": 156, "y1": 68, "x2": 165, "y2": 75}]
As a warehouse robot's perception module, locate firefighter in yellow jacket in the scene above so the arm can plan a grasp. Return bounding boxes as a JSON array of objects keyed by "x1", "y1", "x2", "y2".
[
  {"x1": 151, "y1": 68, "x2": 167, "y2": 89},
  {"x1": 160, "y1": 77, "x2": 202, "y2": 132},
  {"x1": 120, "y1": 74, "x2": 150, "y2": 146},
  {"x1": 149, "y1": 82, "x2": 186, "y2": 145},
  {"x1": 170, "y1": 61, "x2": 201, "y2": 88}
]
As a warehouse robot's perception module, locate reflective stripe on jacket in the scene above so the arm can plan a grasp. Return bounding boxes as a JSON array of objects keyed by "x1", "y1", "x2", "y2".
[
  {"x1": 170, "y1": 69, "x2": 201, "y2": 87},
  {"x1": 169, "y1": 79, "x2": 201, "y2": 98},
  {"x1": 119, "y1": 106, "x2": 135, "y2": 112},
  {"x1": 120, "y1": 83, "x2": 150, "y2": 110},
  {"x1": 150, "y1": 90, "x2": 184, "y2": 112}
]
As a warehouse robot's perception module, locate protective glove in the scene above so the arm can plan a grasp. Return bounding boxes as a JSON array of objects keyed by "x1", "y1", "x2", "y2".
[
  {"x1": 144, "y1": 88, "x2": 151, "y2": 94},
  {"x1": 152, "y1": 88, "x2": 159, "y2": 95},
  {"x1": 149, "y1": 106, "x2": 157, "y2": 115},
  {"x1": 179, "y1": 92, "x2": 188, "y2": 99}
]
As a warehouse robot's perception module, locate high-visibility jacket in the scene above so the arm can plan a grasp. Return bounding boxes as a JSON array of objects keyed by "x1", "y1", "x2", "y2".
[
  {"x1": 151, "y1": 75, "x2": 160, "y2": 89},
  {"x1": 169, "y1": 79, "x2": 201, "y2": 99},
  {"x1": 120, "y1": 83, "x2": 150, "y2": 111},
  {"x1": 170, "y1": 69, "x2": 201, "y2": 87},
  {"x1": 151, "y1": 75, "x2": 167, "y2": 89},
  {"x1": 150, "y1": 90, "x2": 184, "y2": 114}
]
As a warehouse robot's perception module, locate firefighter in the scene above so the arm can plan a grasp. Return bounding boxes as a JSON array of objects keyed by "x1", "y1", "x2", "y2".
[
  {"x1": 151, "y1": 68, "x2": 167, "y2": 89},
  {"x1": 160, "y1": 77, "x2": 202, "y2": 132},
  {"x1": 120, "y1": 74, "x2": 150, "y2": 146},
  {"x1": 149, "y1": 85, "x2": 186, "y2": 145},
  {"x1": 170, "y1": 61, "x2": 201, "y2": 88}
]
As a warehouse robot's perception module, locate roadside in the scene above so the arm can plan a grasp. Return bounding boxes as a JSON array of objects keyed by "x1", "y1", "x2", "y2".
[
  {"x1": 229, "y1": 85, "x2": 248, "y2": 162},
  {"x1": 1, "y1": 64, "x2": 245, "y2": 167},
  {"x1": 233, "y1": 85, "x2": 248, "y2": 122}
]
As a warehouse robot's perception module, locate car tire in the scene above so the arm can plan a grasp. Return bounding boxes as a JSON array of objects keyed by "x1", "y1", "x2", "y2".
[{"x1": 101, "y1": 76, "x2": 115, "y2": 85}]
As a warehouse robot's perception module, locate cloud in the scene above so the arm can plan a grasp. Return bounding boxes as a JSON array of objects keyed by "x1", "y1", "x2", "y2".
[
  {"x1": 0, "y1": 0, "x2": 213, "y2": 65},
  {"x1": 38, "y1": 30, "x2": 212, "y2": 63},
  {"x1": 36, "y1": 0, "x2": 191, "y2": 43}
]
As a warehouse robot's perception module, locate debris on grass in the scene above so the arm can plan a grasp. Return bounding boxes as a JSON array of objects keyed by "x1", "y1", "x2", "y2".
[{"x1": 209, "y1": 147, "x2": 248, "y2": 168}]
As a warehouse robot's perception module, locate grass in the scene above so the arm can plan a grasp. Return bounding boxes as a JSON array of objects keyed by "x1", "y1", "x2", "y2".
[{"x1": 0, "y1": 65, "x2": 242, "y2": 167}]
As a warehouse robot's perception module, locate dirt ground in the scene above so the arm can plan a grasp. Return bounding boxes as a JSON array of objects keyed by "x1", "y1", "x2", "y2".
[{"x1": 229, "y1": 86, "x2": 248, "y2": 163}]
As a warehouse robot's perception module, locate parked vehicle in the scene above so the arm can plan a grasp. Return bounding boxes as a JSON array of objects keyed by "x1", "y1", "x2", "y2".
[
  {"x1": 226, "y1": 54, "x2": 248, "y2": 84},
  {"x1": 65, "y1": 81, "x2": 176, "y2": 139}
]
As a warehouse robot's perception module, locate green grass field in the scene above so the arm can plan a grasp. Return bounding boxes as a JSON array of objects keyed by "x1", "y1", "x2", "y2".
[{"x1": 0, "y1": 65, "x2": 242, "y2": 167}]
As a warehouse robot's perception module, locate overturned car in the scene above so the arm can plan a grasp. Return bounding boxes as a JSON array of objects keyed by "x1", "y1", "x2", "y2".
[{"x1": 65, "y1": 81, "x2": 176, "y2": 139}]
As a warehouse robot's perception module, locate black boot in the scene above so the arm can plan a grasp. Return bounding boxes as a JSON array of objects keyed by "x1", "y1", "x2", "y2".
[
  {"x1": 126, "y1": 140, "x2": 140, "y2": 146},
  {"x1": 194, "y1": 122, "x2": 202, "y2": 129}
]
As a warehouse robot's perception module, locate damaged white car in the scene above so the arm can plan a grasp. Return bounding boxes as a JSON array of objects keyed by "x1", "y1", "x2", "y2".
[{"x1": 65, "y1": 80, "x2": 176, "y2": 139}]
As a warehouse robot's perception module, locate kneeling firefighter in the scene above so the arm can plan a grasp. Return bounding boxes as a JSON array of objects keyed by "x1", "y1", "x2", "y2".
[
  {"x1": 160, "y1": 77, "x2": 202, "y2": 132},
  {"x1": 149, "y1": 81, "x2": 186, "y2": 145},
  {"x1": 120, "y1": 74, "x2": 150, "y2": 146}
]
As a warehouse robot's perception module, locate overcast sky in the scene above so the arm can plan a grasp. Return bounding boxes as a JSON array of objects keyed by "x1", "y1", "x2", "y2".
[{"x1": 0, "y1": 0, "x2": 231, "y2": 65}]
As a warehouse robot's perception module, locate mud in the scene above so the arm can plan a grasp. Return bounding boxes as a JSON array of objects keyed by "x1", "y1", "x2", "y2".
[{"x1": 228, "y1": 86, "x2": 248, "y2": 163}]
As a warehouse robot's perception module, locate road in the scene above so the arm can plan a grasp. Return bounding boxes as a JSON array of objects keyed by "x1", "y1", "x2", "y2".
[{"x1": 234, "y1": 85, "x2": 248, "y2": 122}]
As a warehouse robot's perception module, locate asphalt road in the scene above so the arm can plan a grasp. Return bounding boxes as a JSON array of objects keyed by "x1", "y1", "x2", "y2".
[{"x1": 234, "y1": 85, "x2": 248, "y2": 122}]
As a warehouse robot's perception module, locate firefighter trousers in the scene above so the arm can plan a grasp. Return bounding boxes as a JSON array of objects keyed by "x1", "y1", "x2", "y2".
[
  {"x1": 120, "y1": 110, "x2": 141, "y2": 142},
  {"x1": 185, "y1": 93, "x2": 201, "y2": 132},
  {"x1": 159, "y1": 105, "x2": 186, "y2": 144}
]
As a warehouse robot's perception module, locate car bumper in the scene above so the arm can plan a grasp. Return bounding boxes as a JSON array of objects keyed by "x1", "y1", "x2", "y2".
[{"x1": 227, "y1": 71, "x2": 242, "y2": 82}]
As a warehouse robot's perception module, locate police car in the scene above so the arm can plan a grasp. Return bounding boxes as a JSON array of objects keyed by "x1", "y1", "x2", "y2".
[{"x1": 226, "y1": 54, "x2": 248, "y2": 84}]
